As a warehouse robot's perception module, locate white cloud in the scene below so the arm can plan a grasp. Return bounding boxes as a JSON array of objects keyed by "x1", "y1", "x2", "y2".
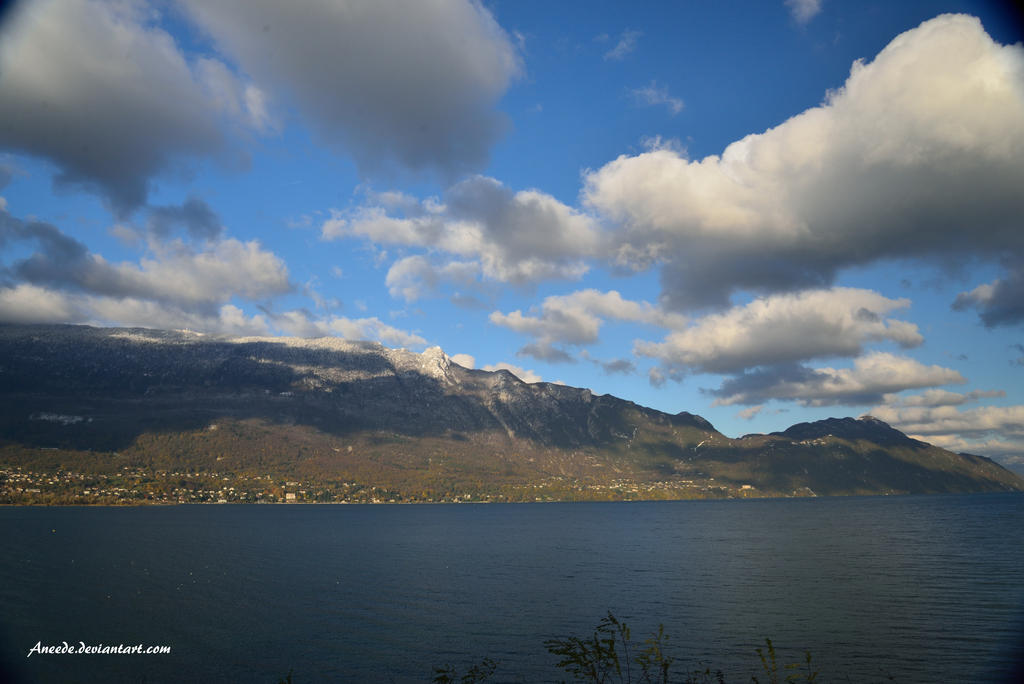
[
  {"x1": 85, "y1": 299, "x2": 272, "y2": 336},
  {"x1": 324, "y1": 176, "x2": 602, "y2": 289},
  {"x1": 1, "y1": 204, "x2": 293, "y2": 337},
  {"x1": 0, "y1": 283, "x2": 274, "y2": 336},
  {"x1": 195, "y1": 57, "x2": 274, "y2": 133},
  {"x1": 180, "y1": 0, "x2": 521, "y2": 178},
  {"x1": 490, "y1": 288, "x2": 687, "y2": 362},
  {"x1": 584, "y1": 15, "x2": 1024, "y2": 311},
  {"x1": 785, "y1": 0, "x2": 821, "y2": 25},
  {"x1": 0, "y1": 0, "x2": 258, "y2": 212},
  {"x1": 0, "y1": 283, "x2": 77, "y2": 324},
  {"x1": 481, "y1": 362, "x2": 542, "y2": 383},
  {"x1": 648, "y1": 367, "x2": 674, "y2": 388},
  {"x1": 604, "y1": 29, "x2": 641, "y2": 61},
  {"x1": 636, "y1": 288, "x2": 922, "y2": 374},
  {"x1": 1, "y1": 206, "x2": 291, "y2": 313},
  {"x1": 384, "y1": 255, "x2": 479, "y2": 302},
  {"x1": 881, "y1": 388, "x2": 1005, "y2": 408},
  {"x1": 871, "y1": 402, "x2": 1024, "y2": 465},
  {"x1": 325, "y1": 316, "x2": 425, "y2": 348},
  {"x1": 711, "y1": 352, "x2": 965, "y2": 407},
  {"x1": 450, "y1": 353, "x2": 476, "y2": 369},
  {"x1": 871, "y1": 403, "x2": 1024, "y2": 438},
  {"x1": 270, "y1": 310, "x2": 426, "y2": 348},
  {"x1": 632, "y1": 82, "x2": 684, "y2": 115},
  {"x1": 912, "y1": 434, "x2": 1024, "y2": 464},
  {"x1": 738, "y1": 405, "x2": 764, "y2": 421},
  {"x1": 127, "y1": 239, "x2": 291, "y2": 307}
]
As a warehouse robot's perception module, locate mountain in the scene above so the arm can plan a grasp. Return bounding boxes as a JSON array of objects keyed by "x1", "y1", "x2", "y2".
[
  {"x1": 0, "y1": 323, "x2": 1020, "y2": 504},
  {"x1": 773, "y1": 415, "x2": 920, "y2": 447}
]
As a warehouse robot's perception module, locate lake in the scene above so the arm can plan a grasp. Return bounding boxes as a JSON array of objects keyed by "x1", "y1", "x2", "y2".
[{"x1": 1, "y1": 494, "x2": 1022, "y2": 682}]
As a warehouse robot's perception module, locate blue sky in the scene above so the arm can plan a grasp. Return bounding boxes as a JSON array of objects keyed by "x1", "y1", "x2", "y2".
[{"x1": 1, "y1": 0, "x2": 1023, "y2": 467}]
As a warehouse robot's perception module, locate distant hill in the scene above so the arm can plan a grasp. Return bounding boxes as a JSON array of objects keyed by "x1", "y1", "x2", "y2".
[{"x1": 0, "y1": 323, "x2": 1020, "y2": 504}]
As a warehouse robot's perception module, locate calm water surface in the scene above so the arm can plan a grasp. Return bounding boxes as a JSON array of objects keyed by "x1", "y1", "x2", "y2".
[{"x1": 1, "y1": 494, "x2": 1022, "y2": 683}]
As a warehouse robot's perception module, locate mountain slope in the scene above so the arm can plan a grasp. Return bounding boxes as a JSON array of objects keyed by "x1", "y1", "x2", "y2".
[{"x1": 0, "y1": 323, "x2": 1020, "y2": 503}]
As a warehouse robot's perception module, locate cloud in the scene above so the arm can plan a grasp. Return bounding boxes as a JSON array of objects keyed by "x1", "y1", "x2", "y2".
[
  {"x1": 0, "y1": 0, "x2": 261, "y2": 213},
  {"x1": 636, "y1": 288, "x2": 921, "y2": 374},
  {"x1": 89, "y1": 300, "x2": 272, "y2": 336},
  {"x1": 270, "y1": 309, "x2": 426, "y2": 348},
  {"x1": 871, "y1": 402, "x2": 1024, "y2": 465},
  {"x1": 180, "y1": 0, "x2": 521, "y2": 179},
  {"x1": 604, "y1": 29, "x2": 641, "y2": 61},
  {"x1": 871, "y1": 403, "x2": 1024, "y2": 438},
  {"x1": 632, "y1": 82, "x2": 684, "y2": 115},
  {"x1": 147, "y1": 197, "x2": 224, "y2": 241},
  {"x1": 481, "y1": 362, "x2": 542, "y2": 383},
  {"x1": 785, "y1": 0, "x2": 821, "y2": 25},
  {"x1": 490, "y1": 288, "x2": 687, "y2": 362},
  {"x1": 931, "y1": 438, "x2": 1024, "y2": 467},
  {"x1": 953, "y1": 268, "x2": 1024, "y2": 327},
  {"x1": 194, "y1": 56, "x2": 275, "y2": 134},
  {"x1": 1, "y1": 205, "x2": 290, "y2": 316},
  {"x1": 0, "y1": 283, "x2": 78, "y2": 324},
  {"x1": 709, "y1": 352, "x2": 965, "y2": 407},
  {"x1": 0, "y1": 282, "x2": 275, "y2": 336},
  {"x1": 882, "y1": 388, "x2": 1005, "y2": 408},
  {"x1": 324, "y1": 176, "x2": 602, "y2": 289},
  {"x1": 583, "y1": 15, "x2": 1024, "y2": 311},
  {"x1": 0, "y1": 272, "x2": 426, "y2": 347},
  {"x1": 450, "y1": 353, "x2": 476, "y2": 369},
  {"x1": 384, "y1": 255, "x2": 479, "y2": 302},
  {"x1": 450, "y1": 292, "x2": 489, "y2": 310},
  {"x1": 599, "y1": 358, "x2": 635, "y2": 375},
  {"x1": 518, "y1": 342, "x2": 577, "y2": 364},
  {"x1": 0, "y1": 162, "x2": 13, "y2": 190},
  {"x1": 738, "y1": 405, "x2": 764, "y2": 420},
  {"x1": 580, "y1": 351, "x2": 636, "y2": 375}
]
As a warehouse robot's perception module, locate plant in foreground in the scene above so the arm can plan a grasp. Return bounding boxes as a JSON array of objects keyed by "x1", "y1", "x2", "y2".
[
  {"x1": 752, "y1": 638, "x2": 818, "y2": 684},
  {"x1": 543, "y1": 611, "x2": 677, "y2": 683},
  {"x1": 432, "y1": 656, "x2": 498, "y2": 683},
  {"x1": 280, "y1": 615, "x2": 826, "y2": 682}
]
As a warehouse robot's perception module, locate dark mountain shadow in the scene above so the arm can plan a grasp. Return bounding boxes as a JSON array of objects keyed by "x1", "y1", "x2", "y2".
[{"x1": 0, "y1": 323, "x2": 694, "y2": 453}]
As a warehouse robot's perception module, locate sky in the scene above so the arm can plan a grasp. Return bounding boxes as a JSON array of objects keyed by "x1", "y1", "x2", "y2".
[{"x1": 0, "y1": 0, "x2": 1023, "y2": 468}]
